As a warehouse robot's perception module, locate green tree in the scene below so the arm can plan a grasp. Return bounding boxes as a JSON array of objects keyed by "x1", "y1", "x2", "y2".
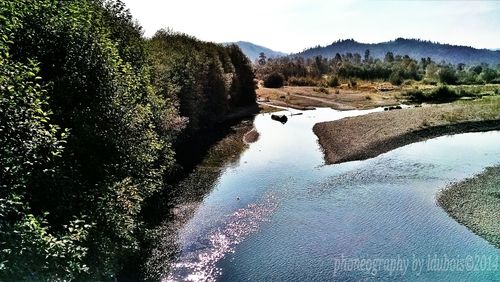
[
  {"x1": 2, "y1": 0, "x2": 181, "y2": 278},
  {"x1": 264, "y1": 72, "x2": 285, "y2": 88},
  {"x1": 479, "y1": 68, "x2": 497, "y2": 83},
  {"x1": 385, "y1": 52, "x2": 394, "y2": 63},
  {"x1": 0, "y1": 5, "x2": 89, "y2": 277},
  {"x1": 438, "y1": 66, "x2": 458, "y2": 84},
  {"x1": 258, "y1": 52, "x2": 267, "y2": 65},
  {"x1": 228, "y1": 44, "x2": 257, "y2": 106}
]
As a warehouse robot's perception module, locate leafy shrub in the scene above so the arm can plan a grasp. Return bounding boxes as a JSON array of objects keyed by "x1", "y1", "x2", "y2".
[
  {"x1": 405, "y1": 90, "x2": 426, "y2": 101},
  {"x1": 479, "y1": 68, "x2": 498, "y2": 84},
  {"x1": 433, "y1": 86, "x2": 460, "y2": 99},
  {"x1": 438, "y1": 67, "x2": 458, "y2": 85},
  {"x1": 389, "y1": 72, "x2": 403, "y2": 86},
  {"x1": 0, "y1": 53, "x2": 89, "y2": 280},
  {"x1": 264, "y1": 72, "x2": 285, "y2": 88},
  {"x1": 405, "y1": 86, "x2": 460, "y2": 102}
]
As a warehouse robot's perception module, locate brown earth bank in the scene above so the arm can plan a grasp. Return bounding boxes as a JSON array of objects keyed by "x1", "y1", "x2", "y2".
[{"x1": 313, "y1": 97, "x2": 500, "y2": 164}]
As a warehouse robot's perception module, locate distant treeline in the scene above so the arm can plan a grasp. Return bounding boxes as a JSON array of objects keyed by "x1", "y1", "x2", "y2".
[
  {"x1": 0, "y1": 0, "x2": 255, "y2": 280},
  {"x1": 255, "y1": 50, "x2": 500, "y2": 87}
]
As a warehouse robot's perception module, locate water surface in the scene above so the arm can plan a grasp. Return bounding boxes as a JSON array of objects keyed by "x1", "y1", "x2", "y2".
[{"x1": 166, "y1": 107, "x2": 500, "y2": 281}]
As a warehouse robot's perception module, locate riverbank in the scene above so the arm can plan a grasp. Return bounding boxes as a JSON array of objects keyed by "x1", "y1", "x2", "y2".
[
  {"x1": 256, "y1": 82, "x2": 500, "y2": 111},
  {"x1": 437, "y1": 166, "x2": 500, "y2": 248},
  {"x1": 257, "y1": 84, "x2": 399, "y2": 110},
  {"x1": 144, "y1": 118, "x2": 255, "y2": 280},
  {"x1": 313, "y1": 96, "x2": 500, "y2": 164}
]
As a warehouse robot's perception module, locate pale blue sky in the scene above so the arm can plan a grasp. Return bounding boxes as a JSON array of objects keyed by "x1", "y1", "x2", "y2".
[{"x1": 122, "y1": 0, "x2": 500, "y2": 53}]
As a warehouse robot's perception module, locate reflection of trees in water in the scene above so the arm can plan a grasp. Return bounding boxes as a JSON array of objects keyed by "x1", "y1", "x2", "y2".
[{"x1": 143, "y1": 120, "x2": 254, "y2": 280}]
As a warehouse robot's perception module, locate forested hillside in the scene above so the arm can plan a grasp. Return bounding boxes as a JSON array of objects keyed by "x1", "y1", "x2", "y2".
[
  {"x1": 296, "y1": 38, "x2": 500, "y2": 65},
  {"x1": 0, "y1": 0, "x2": 255, "y2": 280},
  {"x1": 256, "y1": 43, "x2": 500, "y2": 88}
]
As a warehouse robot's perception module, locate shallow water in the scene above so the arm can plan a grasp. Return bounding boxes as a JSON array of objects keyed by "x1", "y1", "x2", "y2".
[{"x1": 166, "y1": 107, "x2": 500, "y2": 281}]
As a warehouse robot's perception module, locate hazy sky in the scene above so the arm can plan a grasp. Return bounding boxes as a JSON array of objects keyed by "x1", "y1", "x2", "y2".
[{"x1": 122, "y1": 0, "x2": 500, "y2": 53}]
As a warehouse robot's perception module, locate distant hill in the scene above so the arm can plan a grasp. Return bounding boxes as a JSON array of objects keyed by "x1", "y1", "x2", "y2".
[
  {"x1": 223, "y1": 41, "x2": 286, "y2": 62},
  {"x1": 295, "y1": 38, "x2": 500, "y2": 65}
]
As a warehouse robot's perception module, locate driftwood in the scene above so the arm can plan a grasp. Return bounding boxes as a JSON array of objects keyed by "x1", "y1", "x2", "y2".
[{"x1": 271, "y1": 114, "x2": 288, "y2": 124}]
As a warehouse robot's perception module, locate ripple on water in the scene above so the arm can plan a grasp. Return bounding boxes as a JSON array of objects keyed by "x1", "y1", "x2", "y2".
[{"x1": 165, "y1": 193, "x2": 279, "y2": 282}]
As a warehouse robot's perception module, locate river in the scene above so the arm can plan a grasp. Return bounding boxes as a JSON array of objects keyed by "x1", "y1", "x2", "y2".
[{"x1": 164, "y1": 107, "x2": 500, "y2": 281}]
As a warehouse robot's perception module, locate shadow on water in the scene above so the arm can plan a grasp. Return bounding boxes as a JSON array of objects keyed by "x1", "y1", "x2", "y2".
[{"x1": 116, "y1": 113, "x2": 259, "y2": 281}]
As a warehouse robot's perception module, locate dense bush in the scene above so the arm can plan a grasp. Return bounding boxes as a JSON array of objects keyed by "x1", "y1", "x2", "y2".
[
  {"x1": 439, "y1": 66, "x2": 458, "y2": 84},
  {"x1": 1, "y1": 1, "x2": 90, "y2": 279},
  {"x1": 0, "y1": 51, "x2": 89, "y2": 280},
  {"x1": 405, "y1": 86, "x2": 461, "y2": 102},
  {"x1": 264, "y1": 72, "x2": 285, "y2": 88},
  {"x1": 389, "y1": 71, "x2": 404, "y2": 86}
]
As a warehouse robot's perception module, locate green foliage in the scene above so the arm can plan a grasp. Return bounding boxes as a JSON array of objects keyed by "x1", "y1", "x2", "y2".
[
  {"x1": 479, "y1": 68, "x2": 498, "y2": 84},
  {"x1": 1, "y1": 214, "x2": 91, "y2": 281},
  {"x1": 227, "y1": 44, "x2": 257, "y2": 107},
  {"x1": 1, "y1": 4, "x2": 256, "y2": 278},
  {"x1": 405, "y1": 86, "x2": 463, "y2": 102},
  {"x1": 263, "y1": 72, "x2": 285, "y2": 88},
  {"x1": 438, "y1": 66, "x2": 458, "y2": 84},
  {"x1": 147, "y1": 30, "x2": 255, "y2": 137},
  {"x1": 0, "y1": 0, "x2": 191, "y2": 279},
  {"x1": 389, "y1": 71, "x2": 404, "y2": 86},
  {"x1": 0, "y1": 12, "x2": 89, "y2": 276},
  {"x1": 0, "y1": 53, "x2": 89, "y2": 280}
]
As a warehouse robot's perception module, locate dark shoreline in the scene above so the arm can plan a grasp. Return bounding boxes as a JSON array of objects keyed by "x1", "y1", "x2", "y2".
[{"x1": 127, "y1": 117, "x2": 256, "y2": 281}]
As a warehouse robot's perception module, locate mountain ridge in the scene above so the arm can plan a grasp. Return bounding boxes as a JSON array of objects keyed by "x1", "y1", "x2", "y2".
[
  {"x1": 222, "y1": 41, "x2": 287, "y2": 62},
  {"x1": 293, "y1": 38, "x2": 500, "y2": 65}
]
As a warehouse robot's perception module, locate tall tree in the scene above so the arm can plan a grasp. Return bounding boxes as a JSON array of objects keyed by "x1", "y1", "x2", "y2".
[{"x1": 258, "y1": 52, "x2": 267, "y2": 65}]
